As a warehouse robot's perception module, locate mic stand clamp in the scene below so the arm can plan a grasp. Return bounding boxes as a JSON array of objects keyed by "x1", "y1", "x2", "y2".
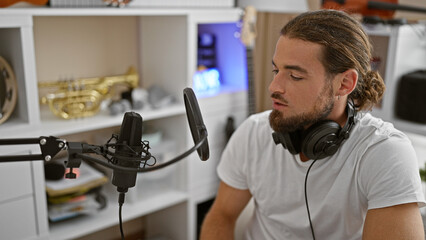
[
  {"x1": 66, "y1": 142, "x2": 83, "y2": 179},
  {"x1": 65, "y1": 142, "x2": 106, "y2": 179}
]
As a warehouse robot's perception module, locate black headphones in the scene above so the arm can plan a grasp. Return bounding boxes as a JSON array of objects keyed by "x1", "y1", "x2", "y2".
[{"x1": 272, "y1": 102, "x2": 357, "y2": 160}]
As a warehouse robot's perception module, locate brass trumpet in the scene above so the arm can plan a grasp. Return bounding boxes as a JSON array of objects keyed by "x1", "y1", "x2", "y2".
[{"x1": 39, "y1": 67, "x2": 139, "y2": 119}]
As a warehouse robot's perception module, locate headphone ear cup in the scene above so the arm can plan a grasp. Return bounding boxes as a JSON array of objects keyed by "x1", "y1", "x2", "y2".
[
  {"x1": 272, "y1": 131, "x2": 302, "y2": 155},
  {"x1": 301, "y1": 121, "x2": 341, "y2": 160},
  {"x1": 282, "y1": 131, "x2": 301, "y2": 155}
]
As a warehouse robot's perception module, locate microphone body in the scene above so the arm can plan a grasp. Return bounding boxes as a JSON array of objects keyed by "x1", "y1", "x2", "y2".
[{"x1": 112, "y1": 111, "x2": 143, "y2": 193}]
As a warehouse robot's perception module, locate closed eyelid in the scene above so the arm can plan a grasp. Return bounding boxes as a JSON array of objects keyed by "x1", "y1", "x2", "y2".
[
  {"x1": 290, "y1": 74, "x2": 303, "y2": 80},
  {"x1": 272, "y1": 60, "x2": 308, "y2": 75},
  {"x1": 284, "y1": 65, "x2": 308, "y2": 74}
]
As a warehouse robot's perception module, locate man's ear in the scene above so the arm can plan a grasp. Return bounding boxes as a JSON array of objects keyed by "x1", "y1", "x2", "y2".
[{"x1": 336, "y1": 69, "x2": 358, "y2": 96}]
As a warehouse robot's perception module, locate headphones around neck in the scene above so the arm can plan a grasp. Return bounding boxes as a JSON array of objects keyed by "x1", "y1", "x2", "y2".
[{"x1": 272, "y1": 102, "x2": 357, "y2": 160}]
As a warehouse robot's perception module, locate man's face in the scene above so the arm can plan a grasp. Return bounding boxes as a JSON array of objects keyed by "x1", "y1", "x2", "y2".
[{"x1": 269, "y1": 36, "x2": 335, "y2": 133}]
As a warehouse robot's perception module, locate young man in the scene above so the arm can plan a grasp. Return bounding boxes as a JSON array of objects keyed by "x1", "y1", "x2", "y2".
[{"x1": 200, "y1": 10, "x2": 425, "y2": 239}]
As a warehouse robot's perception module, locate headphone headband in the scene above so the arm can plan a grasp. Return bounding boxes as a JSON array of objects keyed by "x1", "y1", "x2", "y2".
[{"x1": 336, "y1": 101, "x2": 357, "y2": 144}]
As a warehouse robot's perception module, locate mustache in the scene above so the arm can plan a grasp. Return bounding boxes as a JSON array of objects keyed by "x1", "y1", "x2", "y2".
[{"x1": 271, "y1": 92, "x2": 289, "y2": 104}]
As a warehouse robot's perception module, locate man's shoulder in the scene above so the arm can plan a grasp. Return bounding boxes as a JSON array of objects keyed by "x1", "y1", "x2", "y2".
[
  {"x1": 241, "y1": 111, "x2": 272, "y2": 130},
  {"x1": 351, "y1": 112, "x2": 411, "y2": 152},
  {"x1": 248, "y1": 110, "x2": 272, "y2": 122},
  {"x1": 230, "y1": 111, "x2": 273, "y2": 144},
  {"x1": 357, "y1": 112, "x2": 406, "y2": 139}
]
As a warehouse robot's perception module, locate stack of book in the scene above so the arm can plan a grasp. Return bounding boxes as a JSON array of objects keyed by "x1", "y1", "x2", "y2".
[{"x1": 45, "y1": 161, "x2": 108, "y2": 222}]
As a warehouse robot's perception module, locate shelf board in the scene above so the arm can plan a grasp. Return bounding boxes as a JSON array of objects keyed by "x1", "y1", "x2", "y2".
[
  {"x1": 0, "y1": 118, "x2": 33, "y2": 138},
  {"x1": 0, "y1": 7, "x2": 241, "y2": 18},
  {"x1": 38, "y1": 104, "x2": 185, "y2": 136},
  {"x1": 48, "y1": 189, "x2": 187, "y2": 240},
  {"x1": 0, "y1": 104, "x2": 185, "y2": 139},
  {"x1": 363, "y1": 23, "x2": 394, "y2": 36}
]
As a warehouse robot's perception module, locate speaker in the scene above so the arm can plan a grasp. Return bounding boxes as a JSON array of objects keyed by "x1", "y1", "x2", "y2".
[
  {"x1": 272, "y1": 102, "x2": 356, "y2": 160},
  {"x1": 395, "y1": 70, "x2": 426, "y2": 123}
]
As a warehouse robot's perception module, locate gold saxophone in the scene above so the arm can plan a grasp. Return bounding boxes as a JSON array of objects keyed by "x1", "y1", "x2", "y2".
[{"x1": 39, "y1": 67, "x2": 139, "y2": 119}]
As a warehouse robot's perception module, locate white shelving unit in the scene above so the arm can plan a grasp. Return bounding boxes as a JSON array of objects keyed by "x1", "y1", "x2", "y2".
[
  {"x1": 366, "y1": 23, "x2": 426, "y2": 134},
  {"x1": 0, "y1": 6, "x2": 248, "y2": 240}
]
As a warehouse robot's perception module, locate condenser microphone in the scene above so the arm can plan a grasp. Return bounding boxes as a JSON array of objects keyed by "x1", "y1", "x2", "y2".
[{"x1": 111, "y1": 111, "x2": 143, "y2": 193}]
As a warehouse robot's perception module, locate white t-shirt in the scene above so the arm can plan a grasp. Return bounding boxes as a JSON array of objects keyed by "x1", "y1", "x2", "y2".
[{"x1": 217, "y1": 111, "x2": 426, "y2": 240}]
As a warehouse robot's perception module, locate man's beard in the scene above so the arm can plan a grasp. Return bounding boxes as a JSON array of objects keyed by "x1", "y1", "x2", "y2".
[{"x1": 269, "y1": 83, "x2": 334, "y2": 133}]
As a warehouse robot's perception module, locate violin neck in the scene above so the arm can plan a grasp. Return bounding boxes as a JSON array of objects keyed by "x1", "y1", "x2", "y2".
[{"x1": 368, "y1": 1, "x2": 426, "y2": 14}]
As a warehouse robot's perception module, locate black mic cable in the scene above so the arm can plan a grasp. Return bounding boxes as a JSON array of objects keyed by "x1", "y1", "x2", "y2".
[
  {"x1": 73, "y1": 130, "x2": 207, "y2": 173},
  {"x1": 119, "y1": 192, "x2": 125, "y2": 240},
  {"x1": 304, "y1": 158, "x2": 318, "y2": 240}
]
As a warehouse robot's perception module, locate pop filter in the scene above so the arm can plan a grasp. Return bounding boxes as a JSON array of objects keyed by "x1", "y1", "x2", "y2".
[{"x1": 183, "y1": 88, "x2": 209, "y2": 161}]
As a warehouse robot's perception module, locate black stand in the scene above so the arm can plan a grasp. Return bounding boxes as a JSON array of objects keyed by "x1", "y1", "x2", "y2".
[
  {"x1": 0, "y1": 131, "x2": 207, "y2": 176},
  {"x1": 0, "y1": 136, "x2": 65, "y2": 162}
]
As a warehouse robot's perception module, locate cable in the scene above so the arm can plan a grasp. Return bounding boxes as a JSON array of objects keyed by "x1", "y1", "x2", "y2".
[
  {"x1": 304, "y1": 159, "x2": 318, "y2": 240},
  {"x1": 74, "y1": 130, "x2": 208, "y2": 173},
  {"x1": 119, "y1": 192, "x2": 126, "y2": 240}
]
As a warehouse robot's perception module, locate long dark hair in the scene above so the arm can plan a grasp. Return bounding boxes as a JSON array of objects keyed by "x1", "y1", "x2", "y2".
[{"x1": 281, "y1": 10, "x2": 385, "y2": 111}]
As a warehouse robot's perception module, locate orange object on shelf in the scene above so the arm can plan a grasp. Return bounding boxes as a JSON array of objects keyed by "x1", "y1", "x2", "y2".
[
  {"x1": 322, "y1": 0, "x2": 426, "y2": 19},
  {"x1": 0, "y1": 0, "x2": 48, "y2": 8}
]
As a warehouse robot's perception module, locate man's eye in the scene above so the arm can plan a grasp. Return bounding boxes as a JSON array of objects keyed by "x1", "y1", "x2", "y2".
[
  {"x1": 272, "y1": 69, "x2": 279, "y2": 75},
  {"x1": 290, "y1": 74, "x2": 303, "y2": 81}
]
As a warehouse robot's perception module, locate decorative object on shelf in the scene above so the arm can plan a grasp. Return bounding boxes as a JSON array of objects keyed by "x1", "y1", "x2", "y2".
[
  {"x1": 108, "y1": 87, "x2": 148, "y2": 116},
  {"x1": 193, "y1": 66, "x2": 221, "y2": 93},
  {"x1": 103, "y1": 0, "x2": 132, "y2": 7},
  {"x1": 370, "y1": 56, "x2": 382, "y2": 72},
  {"x1": 198, "y1": 33, "x2": 217, "y2": 69},
  {"x1": 38, "y1": 67, "x2": 139, "y2": 119},
  {"x1": 130, "y1": 87, "x2": 148, "y2": 110},
  {"x1": 147, "y1": 85, "x2": 176, "y2": 109},
  {"x1": 0, "y1": 0, "x2": 48, "y2": 8},
  {"x1": 195, "y1": 32, "x2": 222, "y2": 94},
  {"x1": 0, "y1": 56, "x2": 18, "y2": 125},
  {"x1": 108, "y1": 98, "x2": 132, "y2": 116},
  {"x1": 48, "y1": 0, "x2": 131, "y2": 7}
]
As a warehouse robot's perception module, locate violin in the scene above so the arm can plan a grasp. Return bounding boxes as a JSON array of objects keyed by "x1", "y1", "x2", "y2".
[
  {"x1": 0, "y1": 0, "x2": 48, "y2": 8},
  {"x1": 0, "y1": 0, "x2": 132, "y2": 8},
  {"x1": 322, "y1": 0, "x2": 426, "y2": 19}
]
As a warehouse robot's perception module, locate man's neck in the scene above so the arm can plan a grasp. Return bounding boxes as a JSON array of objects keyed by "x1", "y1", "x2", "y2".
[{"x1": 300, "y1": 153, "x2": 309, "y2": 162}]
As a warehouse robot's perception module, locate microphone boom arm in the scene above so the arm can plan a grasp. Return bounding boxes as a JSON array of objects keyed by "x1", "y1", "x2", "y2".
[
  {"x1": 0, "y1": 129, "x2": 207, "y2": 174},
  {"x1": 0, "y1": 136, "x2": 66, "y2": 162}
]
